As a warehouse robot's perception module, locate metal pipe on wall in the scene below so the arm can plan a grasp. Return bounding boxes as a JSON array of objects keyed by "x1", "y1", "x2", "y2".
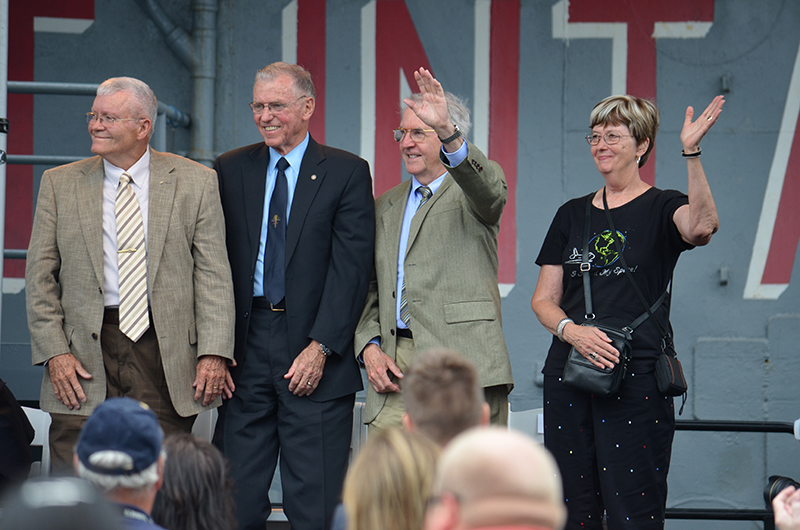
[
  {"x1": 135, "y1": 0, "x2": 217, "y2": 167},
  {"x1": 188, "y1": 0, "x2": 217, "y2": 167}
]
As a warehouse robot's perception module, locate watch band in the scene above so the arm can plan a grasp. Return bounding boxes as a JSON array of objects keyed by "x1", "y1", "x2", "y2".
[
  {"x1": 438, "y1": 124, "x2": 462, "y2": 144},
  {"x1": 319, "y1": 343, "x2": 333, "y2": 356}
]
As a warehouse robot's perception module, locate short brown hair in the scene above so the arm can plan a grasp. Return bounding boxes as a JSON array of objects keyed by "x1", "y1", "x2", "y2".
[
  {"x1": 402, "y1": 349, "x2": 484, "y2": 446},
  {"x1": 589, "y1": 95, "x2": 659, "y2": 168}
]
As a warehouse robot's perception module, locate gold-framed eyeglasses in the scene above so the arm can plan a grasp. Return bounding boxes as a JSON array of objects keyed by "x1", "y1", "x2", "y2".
[
  {"x1": 249, "y1": 95, "x2": 309, "y2": 115},
  {"x1": 86, "y1": 112, "x2": 144, "y2": 126},
  {"x1": 586, "y1": 132, "x2": 633, "y2": 145},
  {"x1": 393, "y1": 128, "x2": 436, "y2": 143}
]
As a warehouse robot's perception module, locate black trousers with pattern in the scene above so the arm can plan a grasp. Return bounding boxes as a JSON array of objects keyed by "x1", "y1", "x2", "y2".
[{"x1": 544, "y1": 371, "x2": 675, "y2": 530}]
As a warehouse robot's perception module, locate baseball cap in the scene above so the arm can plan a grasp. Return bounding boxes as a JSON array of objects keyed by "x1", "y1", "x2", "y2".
[{"x1": 75, "y1": 397, "x2": 164, "y2": 476}]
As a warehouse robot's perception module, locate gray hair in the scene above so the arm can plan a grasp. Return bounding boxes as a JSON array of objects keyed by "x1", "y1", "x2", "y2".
[
  {"x1": 97, "y1": 77, "x2": 158, "y2": 136},
  {"x1": 589, "y1": 95, "x2": 659, "y2": 168},
  {"x1": 404, "y1": 91, "x2": 472, "y2": 137},
  {"x1": 75, "y1": 450, "x2": 164, "y2": 494},
  {"x1": 255, "y1": 62, "x2": 316, "y2": 99}
]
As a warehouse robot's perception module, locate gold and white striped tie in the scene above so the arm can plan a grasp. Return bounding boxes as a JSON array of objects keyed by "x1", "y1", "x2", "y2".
[{"x1": 116, "y1": 172, "x2": 149, "y2": 342}]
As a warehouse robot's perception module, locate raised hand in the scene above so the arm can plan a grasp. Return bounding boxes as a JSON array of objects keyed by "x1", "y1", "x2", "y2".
[
  {"x1": 403, "y1": 67, "x2": 451, "y2": 132},
  {"x1": 681, "y1": 95, "x2": 725, "y2": 153}
]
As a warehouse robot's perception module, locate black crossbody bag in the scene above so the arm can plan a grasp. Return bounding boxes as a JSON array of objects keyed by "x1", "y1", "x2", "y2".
[{"x1": 562, "y1": 190, "x2": 666, "y2": 397}]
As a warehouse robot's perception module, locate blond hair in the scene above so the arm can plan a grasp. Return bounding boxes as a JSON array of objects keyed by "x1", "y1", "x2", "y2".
[{"x1": 343, "y1": 429, "x2": 439, "y2": 530}]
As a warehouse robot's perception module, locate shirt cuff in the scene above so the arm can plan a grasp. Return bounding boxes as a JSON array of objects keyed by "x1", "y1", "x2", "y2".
[{"x1": 441, "y1": 139, "x2": 468, "y2": 167}]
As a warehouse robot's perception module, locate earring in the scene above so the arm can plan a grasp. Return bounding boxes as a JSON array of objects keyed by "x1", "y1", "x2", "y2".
[{"x1": 637, "y1": 156, "x2": 641, "y2": 165}]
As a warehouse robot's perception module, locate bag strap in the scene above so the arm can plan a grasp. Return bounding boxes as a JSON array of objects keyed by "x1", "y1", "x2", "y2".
[
  {"x1": 581, "y1": 196, "x2": 594, "y2": 319},
  {"x1": 603, "y1": 186, "x2": 672, "y2": 337}
]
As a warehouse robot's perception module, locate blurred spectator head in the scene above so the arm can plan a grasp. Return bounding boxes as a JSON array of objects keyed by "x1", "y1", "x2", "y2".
[
  {"x1": 343, "y1": 428, "x2": 440, "y2": 530},
  {"x1": 152, "y1": 433, "x2": 237, "y2": 530},
  {"x1": 0, "y1": 477, "x2": 123, "y2": 530},
  {"x1": 74, "y1": 397, "x2": 164, "y2": 496},
  {"x1": 425, "y1": 427, "x2": 567, "y2": 530},
  {"x1": 402, "y1": 349, "x2": 489, "y2": 446}
]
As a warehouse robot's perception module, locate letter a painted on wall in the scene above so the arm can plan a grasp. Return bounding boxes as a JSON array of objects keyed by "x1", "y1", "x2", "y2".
[{"x1": 745, "y1": 40, "x2": 800, "y2": 300}]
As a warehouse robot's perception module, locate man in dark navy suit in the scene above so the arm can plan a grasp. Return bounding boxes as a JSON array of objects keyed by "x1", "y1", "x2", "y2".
[{"x1": 213, "y1": 62, "x2": 375, "y2": 530}]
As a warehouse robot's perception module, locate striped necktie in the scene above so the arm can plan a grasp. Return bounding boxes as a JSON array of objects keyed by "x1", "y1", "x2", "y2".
[
  {"x1": 116, "y1": 172, "x2": 149, "y2": 342},
  {"x1": 399, "y1": 186, "x2": 433, "y2": 327}
]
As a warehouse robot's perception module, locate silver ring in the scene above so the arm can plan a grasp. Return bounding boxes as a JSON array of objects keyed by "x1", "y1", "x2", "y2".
[
  {"x1": 307, "y1": 381, "x2": 313, "y2": 386},
  {"x1": 590, "y1": 353, "x2": 598, "y2": 361}
]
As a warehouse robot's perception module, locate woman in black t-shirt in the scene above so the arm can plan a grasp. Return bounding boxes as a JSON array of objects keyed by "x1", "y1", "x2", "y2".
[{"x1": 531, "y1": 94, "x2": 723, "y2": 530}]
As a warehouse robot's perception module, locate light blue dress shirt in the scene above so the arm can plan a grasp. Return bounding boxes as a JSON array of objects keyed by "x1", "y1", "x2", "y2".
[{"x1": 253, "y1": 133, "x2": 310, "y2": 297}]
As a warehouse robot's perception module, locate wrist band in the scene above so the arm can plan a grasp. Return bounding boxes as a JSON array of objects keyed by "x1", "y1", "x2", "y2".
[
  {"x1": 556, "y1": 318, "x2": 573, "y2": 342},
  {"x1": 438, "y1": 124, "x2": 462, "y2": 144},
  {"x1": 681, "y1": 148, "x2": 701, "y2": 158}
]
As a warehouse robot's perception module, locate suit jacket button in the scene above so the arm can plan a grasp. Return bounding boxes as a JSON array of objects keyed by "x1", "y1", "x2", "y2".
[
  {"x1": 244, "y1": 312, "x2": 250, "y2": 319},
  {"x1": 392, "y1": 291, "x2": 396, "y2": 298},
  {"x1": 91, "y1": 333, "x2": 98, "y2": 340},
  {"x1": 390, "y1": 329, "x2": 395, "y2": 336}
]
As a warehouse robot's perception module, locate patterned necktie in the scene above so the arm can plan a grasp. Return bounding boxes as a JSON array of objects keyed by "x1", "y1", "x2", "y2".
[
  {"x1": 263, "y1": 157, "x2": 290, "y2": 303},
  {"x1": 116, "y1": 172, "x2": 149, "y2": 342},
  {"x1": 399, "y1": 186, "x2": 433, "y2": 327}
]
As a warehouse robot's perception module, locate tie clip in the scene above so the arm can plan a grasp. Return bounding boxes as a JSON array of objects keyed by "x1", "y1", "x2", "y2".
[{"x1": 118, "y1": 248, "x2": 138, "y2": 254}]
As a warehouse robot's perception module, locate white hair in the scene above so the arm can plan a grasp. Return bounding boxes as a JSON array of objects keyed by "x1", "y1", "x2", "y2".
[
  {"x1": 404, "y1": 91, "x2": 472, "y2": 137},
  {"x1": 76, "y1": 450, "x2": 164, "y2": 493},
  {"x1": 97, "y1": 77, "x2": 158, "y2": 137}
]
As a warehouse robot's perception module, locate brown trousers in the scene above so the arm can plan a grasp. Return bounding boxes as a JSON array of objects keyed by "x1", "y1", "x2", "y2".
[{"x1": 48, "y1": 315, "x2": 194, "y2": 475}]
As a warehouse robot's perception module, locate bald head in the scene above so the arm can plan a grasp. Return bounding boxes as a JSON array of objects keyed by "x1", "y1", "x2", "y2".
[{"x1": 428, "y1": 427, "x2": 566, "y2": 530}]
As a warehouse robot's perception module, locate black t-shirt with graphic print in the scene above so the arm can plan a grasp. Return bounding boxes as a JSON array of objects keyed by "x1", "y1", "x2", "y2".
[{"x1": 536, "y1": 187, "x2": 692, "y2": 375}]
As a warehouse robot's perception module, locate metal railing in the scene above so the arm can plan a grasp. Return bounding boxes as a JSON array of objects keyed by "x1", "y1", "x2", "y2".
[
  {"x1": 664, "y1": 420, "x2": 796, "y2": 530},
  {"x1": 5, "y1": 80, "x2": 191, "y2": 165}
]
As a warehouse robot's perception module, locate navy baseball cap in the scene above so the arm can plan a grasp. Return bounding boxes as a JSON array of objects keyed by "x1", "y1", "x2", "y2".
[{"x1": 76, "y1": 397, "x2": 164, "y2": 476}]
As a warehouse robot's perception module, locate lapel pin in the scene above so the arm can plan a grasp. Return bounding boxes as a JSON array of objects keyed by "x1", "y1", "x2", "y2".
[{"x1": 311, "y1": 174, "x2": 317, "y2": 180}]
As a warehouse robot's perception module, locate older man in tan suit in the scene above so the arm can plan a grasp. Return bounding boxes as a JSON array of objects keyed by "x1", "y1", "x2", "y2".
[
  {"x1": 25, "y1": 77, "x2": 235, "y2": 472},
  {"x1": 355, "y1": 68, "x2": 513, "y2": 432}
]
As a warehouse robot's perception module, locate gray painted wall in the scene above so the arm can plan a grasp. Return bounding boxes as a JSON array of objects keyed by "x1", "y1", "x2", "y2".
[{"x1": 5, "y1": 1, "x2": 800, "y2": 527}]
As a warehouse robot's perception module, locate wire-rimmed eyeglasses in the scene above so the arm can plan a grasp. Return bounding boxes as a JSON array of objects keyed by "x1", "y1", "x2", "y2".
[
  {"x1": 85, "y1": 112, "x2": 144, "y2": 126},
  {"x1": 249, "y1": 95, "x2": 309, "y2": 115},
  {"x1": 585, "y1": 132, "x2": 633, "y2": 145},
  {"x1": 393, "y1": 127, "x2": 436, "y2": 143}
]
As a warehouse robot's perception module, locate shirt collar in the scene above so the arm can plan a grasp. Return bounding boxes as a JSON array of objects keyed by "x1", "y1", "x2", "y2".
[
  {"x1": 103, "y1": 147, "x2": 151, "y2": 188},
  {"x1": 410, "y1": 170, "x2": 447, "y2": 196},
  {"x1": 268, "y1": 133, "x2": 310, "y2": 173}
]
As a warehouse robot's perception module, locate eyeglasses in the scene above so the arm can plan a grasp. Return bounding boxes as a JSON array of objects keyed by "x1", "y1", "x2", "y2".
[
  {"x1": 249, "y1": 95, "x2": 309, "y2": 115},
  {"x1": 86, "y1": 112, "x2": 144, "y2": 126},
  {"x1": 393, "y1": 128, "x2": 436, "y2": 143},
  {"x1": 586, "y1": 132, "x2": 633, "y2": 145}
]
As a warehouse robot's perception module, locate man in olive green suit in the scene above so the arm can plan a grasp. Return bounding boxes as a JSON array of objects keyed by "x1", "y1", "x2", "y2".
[
  {"x1": 25, "y1": 77, "x2": 235, "y2": 472},
  {"x1": 354, "y1": 68, "x2": 513, "y2": 432}
]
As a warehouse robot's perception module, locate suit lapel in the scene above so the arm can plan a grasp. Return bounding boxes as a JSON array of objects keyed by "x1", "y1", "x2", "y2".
[
  {"x1": 381, "y1": 181, "x2": 411, "y2": 264},
  {"x1": 147, "y1": 150, "x2": 176, "y2": 285},
  {"x1": 405, "y1": 174, "x2": 453, "y2": 255},
  {"x1": 286, "y1": 137, "x2": 325, "y2": 263},
  {"x1": 240, "y1": 144, "x2": 270, "y2": 267},
  {"x1": 77, "y1": 158, "x2": 106, "y2": 288}
]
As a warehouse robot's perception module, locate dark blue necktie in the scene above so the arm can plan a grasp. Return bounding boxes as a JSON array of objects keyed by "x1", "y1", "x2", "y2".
[{"x1": 263, "y1": 157, "x2": 290, "y2": 304}]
